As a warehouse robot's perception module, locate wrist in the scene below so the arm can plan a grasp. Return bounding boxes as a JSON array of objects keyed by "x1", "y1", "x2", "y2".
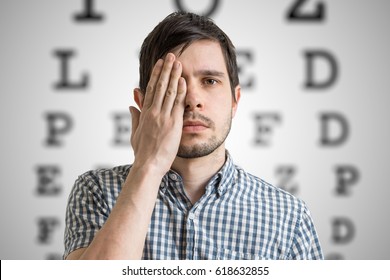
[
  {"x1": 131, "y1": 158, "x2": 170, "y2": 179},
  {"x1": 121, "y1": 161, "x2": 166, "y2": 201}
]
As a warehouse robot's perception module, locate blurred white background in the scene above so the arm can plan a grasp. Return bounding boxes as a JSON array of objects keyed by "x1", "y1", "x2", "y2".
[{"x1": 0, "y1": 0, "x2": 389, "y2": 259}]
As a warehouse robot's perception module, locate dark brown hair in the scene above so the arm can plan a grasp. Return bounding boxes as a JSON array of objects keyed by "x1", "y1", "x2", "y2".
[{"x1": 138, "y1": 11, "x2": 239, "y2": 101}]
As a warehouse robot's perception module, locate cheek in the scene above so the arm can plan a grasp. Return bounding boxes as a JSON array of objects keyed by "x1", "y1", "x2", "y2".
[
  {"x1": 205, "y1": 89, "x2": 233, "y2": 118},
  {"x1": 212, "y1": 100, "x2": 233, "y2": 124}
]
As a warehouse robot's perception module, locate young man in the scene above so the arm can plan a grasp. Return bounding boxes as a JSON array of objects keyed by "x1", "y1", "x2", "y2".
[{"x1": 64, "y1": 12, "x2": 323, "y2": 260}]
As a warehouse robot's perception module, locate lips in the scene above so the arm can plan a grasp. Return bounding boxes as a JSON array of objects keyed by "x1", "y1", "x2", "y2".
[{"x1": 182, "y1": 120, "x2": 208, "y2": 132}]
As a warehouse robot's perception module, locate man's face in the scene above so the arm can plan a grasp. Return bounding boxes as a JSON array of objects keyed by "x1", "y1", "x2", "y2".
[{"x1": 173, "y1": 39, "x2": 240, "y2": 158}]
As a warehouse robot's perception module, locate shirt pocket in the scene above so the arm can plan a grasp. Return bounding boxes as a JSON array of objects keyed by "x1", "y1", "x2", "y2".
[{"x1": 215, "y1": 248, "x2": 272, "y2": 260}]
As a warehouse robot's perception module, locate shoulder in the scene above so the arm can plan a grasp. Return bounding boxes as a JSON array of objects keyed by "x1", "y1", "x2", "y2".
[
  {"x1": 233, "y1": 164, "x2": 306, "y2": 214},
  {"x1": 233, "y1": 165, "x2": 319, "y2": 246},
  {"x1": 70, "y1": 165, "x2": 131, "y2": 200},
  {"x1": 76, "y1": 165, "x2": 131, "y2": 187},
  {"x1": 66, "y1": 165, "x2": 131, "y2": 215}
]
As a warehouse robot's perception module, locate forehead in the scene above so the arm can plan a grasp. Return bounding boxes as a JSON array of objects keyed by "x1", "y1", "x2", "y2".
[{"x1": 173, "y1": 40, "x2": 227, "y2": 74}]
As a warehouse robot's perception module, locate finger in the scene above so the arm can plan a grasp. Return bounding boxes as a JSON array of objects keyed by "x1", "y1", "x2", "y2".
[
  {"x1": 171, "y1": 77, "x2": 187, "y2": 118},
  {"x1": 129, "y1": 106, "x2": 140, "y2": 146},
  {"x1": 161, "y1": 60, "x2": 182, "y2": 115},
  {"x1": 151, "y1": 53, "x2": 175, "y2": 109},
  {"x1": 143, "y1": 59, "x2": 163, "y2": 109}
]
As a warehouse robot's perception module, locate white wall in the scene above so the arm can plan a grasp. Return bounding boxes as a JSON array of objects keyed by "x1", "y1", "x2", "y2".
[{"x1": 1, "y1": 0, "x2": 389, "y2": 259}]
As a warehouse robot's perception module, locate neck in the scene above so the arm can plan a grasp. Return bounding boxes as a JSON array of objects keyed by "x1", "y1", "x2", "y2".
[{"x1": 171, "y1": 146, "x2": 226, "y2": 204}]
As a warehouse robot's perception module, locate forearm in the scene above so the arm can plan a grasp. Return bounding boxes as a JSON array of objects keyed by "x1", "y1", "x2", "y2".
[
  {"x1": 73, "y1": 53, "x2": 185, "y2": 260},
  {"x1": 77, "y1": 165, "x2": 163, "y2": 260}
]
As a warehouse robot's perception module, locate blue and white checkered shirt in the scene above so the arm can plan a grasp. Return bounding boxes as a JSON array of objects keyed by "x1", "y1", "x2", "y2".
[{"x1": 64, "y1": 152, "x2": 323, "y2": 259}]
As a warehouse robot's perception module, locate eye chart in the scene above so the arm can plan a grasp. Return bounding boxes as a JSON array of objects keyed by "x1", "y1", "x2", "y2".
[{"x1": 0, "y1": 0, "x2": 389, "y2": 259}]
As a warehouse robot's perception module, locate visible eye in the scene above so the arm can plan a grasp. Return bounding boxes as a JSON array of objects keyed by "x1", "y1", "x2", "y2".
[{"x1": 203, "y1": 78, "x2": 218, "y2": 86}]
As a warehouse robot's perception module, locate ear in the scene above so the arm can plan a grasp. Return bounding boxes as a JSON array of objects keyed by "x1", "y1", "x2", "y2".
[
  {"x1": 133, "y1": 88, "x2": 144, "y2": 109},
  {"x1": 232, "y1": 85, "x2": 241, "y2": 118}
]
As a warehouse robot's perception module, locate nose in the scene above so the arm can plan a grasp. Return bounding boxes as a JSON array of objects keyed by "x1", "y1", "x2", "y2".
[{"x1": 185, "y1": 81, "x2": 204, "y2": 111}]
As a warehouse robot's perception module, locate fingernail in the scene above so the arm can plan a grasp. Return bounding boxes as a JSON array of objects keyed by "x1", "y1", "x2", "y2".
[
  {"x1": 156, "y1": 59, "x2": 163, "y2": 66},
  {"x1": 174, "y1": 61, "x2": 181, "y2": 69},
  {"x1": 167, "y1": 53, "x2": 175, "y2": 61},
  {"x1": 179, "y1": 77, "x2": 186, "y2": 87}
]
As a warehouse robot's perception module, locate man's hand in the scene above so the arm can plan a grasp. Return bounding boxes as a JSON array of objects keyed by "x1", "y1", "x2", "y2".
[
  {"x1": 66, "y1": 54, "x2": 187, "y2": 260},
  {"x1": 130, "y1": 53, "x2": 187, "y2": 177}
]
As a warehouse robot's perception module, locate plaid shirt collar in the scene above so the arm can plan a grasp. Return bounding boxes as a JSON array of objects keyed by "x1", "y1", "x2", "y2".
[{"x1": 161, "y1": 150, "x2": 236, "y2": 198}]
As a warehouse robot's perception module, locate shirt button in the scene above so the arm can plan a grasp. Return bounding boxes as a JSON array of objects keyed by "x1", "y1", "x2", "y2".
[
  {"x1": 188, "y1": 212, "x2": 195, "y2": 220},
  {"x1": 169, "y1": 173, "x2": 178, "y2": 181}
]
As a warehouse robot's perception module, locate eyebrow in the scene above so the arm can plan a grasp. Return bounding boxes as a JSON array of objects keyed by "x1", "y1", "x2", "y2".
[{"x1": 195, "y1": 69, "x2": 226, "y2": 78}]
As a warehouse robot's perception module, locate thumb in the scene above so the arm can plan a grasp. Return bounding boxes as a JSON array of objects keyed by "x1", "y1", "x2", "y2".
[{"x1": 129, "y1": 106, "x2": 140, "y2": 138}]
